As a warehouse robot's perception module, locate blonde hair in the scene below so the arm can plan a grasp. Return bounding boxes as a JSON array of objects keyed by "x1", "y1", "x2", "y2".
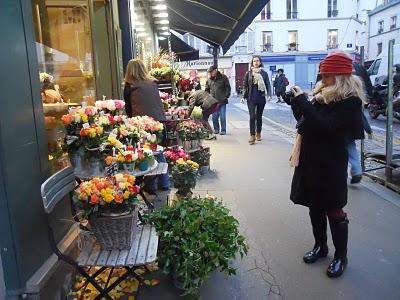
[
  {"x1": 313, "y1": 75, "x2": 367, "y2": 104},
  {"x1": 124, "y1": 59, "x2": 155, "y2": 84}
]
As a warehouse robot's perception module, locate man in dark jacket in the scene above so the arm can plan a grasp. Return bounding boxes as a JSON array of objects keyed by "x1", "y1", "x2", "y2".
[
  {"x1": 273, "y1": 69, "x2": 289, "y2": 103},
  {"x1": 205, "y1": 65, "x2": 231, "y2": 135}
]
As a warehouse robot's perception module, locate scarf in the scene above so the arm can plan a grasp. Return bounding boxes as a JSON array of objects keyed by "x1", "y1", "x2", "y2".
[{"x1": 251, "y1": 67, "x2": 266, "y2": 93}]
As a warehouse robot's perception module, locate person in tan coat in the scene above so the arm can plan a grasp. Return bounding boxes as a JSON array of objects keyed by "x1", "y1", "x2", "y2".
[{"x1": 124, "y1": 59, "x2": 165, "y2": 121}]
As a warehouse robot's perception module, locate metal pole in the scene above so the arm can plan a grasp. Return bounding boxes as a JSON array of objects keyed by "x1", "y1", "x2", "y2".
[
  {"x1": 360, "y1": 46, "x2": 366, "y2": 172},
  {"x1": 385, "y1": 40, "x2": 394, "y2": 180},
  {"x1": 213, "y1": 46, "x2": 218, "y2": 67}
]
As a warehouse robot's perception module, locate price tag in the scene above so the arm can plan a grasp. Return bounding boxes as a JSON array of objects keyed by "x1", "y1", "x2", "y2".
[
  {"x1": 124, "y1": 119, "x2": 129, "y2": 125},
  {"x1": 83, "y1": 123, "x2": 90, "y2": 129}
]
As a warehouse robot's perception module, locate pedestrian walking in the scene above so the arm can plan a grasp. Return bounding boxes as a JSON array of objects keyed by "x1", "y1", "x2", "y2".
[
  {"x1": 205, "y1": 65, "x2": 231, "y2": 135},
  {"x1": 273, "y1": 69, "x2": 289, "y2": 103},
  {"x1": 394, "y1": 65, "x2": 400, "y2": 95},
  {"x1": 242, "y1": 55, "x2": 272, "y2": 144},
  {"x1": 185, "y1": 90, "x2": 219, "y2": 139},
  {"x1": 288, "y1": 52, "x2": 365, "y2": 278}
]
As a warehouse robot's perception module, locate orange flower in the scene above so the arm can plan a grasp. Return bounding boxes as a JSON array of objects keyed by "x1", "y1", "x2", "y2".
[
  {"x1": 61, "y1": 114, "x2": 73, "y2": 125},
  {"x1": 114, "y1": 193, "x2": 124, "y2": 204},
  {"x1": 80, "y1": 128, "x2": 88, "y2": 137},
  {"x1": 90, "y1": 194, "x2": 99, "y2": 205},
  {"x1": 105, "y1": 156, "x2": 114, "y2": 166}
]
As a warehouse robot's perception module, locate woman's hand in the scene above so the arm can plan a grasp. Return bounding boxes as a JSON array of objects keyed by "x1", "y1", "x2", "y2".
[{"x1": 291, "y1": 86, "x2": 304, "y2": 97}]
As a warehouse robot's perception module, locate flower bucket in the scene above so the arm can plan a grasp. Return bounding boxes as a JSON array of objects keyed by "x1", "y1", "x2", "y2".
[
  {"x1": 89, "y1": 208, "x2": 138, "y2": 250},
  {"x1": 191, "y1": 140, "x2": 199, "y2": 150},
  {"x1": 198, "y1": 139, "x2": 203, "y2": 147},
  {"x1": 182, "y1": 140, "x2": 191, "y2": 152},
  {"x1": 87, "y1": 158, "x2": 104, "y2": 177},
  {"x1": 69, "y1": 153, "x2": 86, "y2": 176},
  {"x1": 123, "y1": 162, "x2": 135, "y2": 173},
  {"x1": 137, "y1": 160, "x2": 149, "y2": 171}
]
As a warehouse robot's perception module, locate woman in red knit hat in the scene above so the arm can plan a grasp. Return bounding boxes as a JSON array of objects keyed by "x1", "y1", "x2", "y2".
[{"x1": 288, "y1": 52, "x2": 365, "y2": 278}]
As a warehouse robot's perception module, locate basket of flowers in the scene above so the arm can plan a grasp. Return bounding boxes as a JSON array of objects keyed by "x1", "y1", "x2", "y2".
[{"x1": 74, "y1": 174, "x2": 141, "y2": 250}]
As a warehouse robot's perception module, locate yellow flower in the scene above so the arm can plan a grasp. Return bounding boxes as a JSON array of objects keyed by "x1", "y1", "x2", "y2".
[
  {"x1": 176, "y1": 158, "x2": 186, "y2": 165},
  {"x1": 187, "y1": 160, "x2": 199, "y2": 169},
  {"x1": 103, "y1": 193, "x2": 114, "y2": 203},
  {"x1": 123, "y1": 191, "x2": 130, "y2": 199},
  {"x1": 81, "y1": 114, "x2": 89, "y2": 123},
  {"x1": 88, "y1": 128, "x2": 96, "y2": 138}
]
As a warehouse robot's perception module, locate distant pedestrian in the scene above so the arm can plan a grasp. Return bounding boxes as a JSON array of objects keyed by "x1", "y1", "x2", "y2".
[
  {"x1": 288, "y1": 52, "x2": 365, "y2": 278},
  {"x1": 273, "y1": 69, "x2": 289, "y2": 103},
  {"x1": 205, "y1": 65, "x2": 231, "y2": 135},
  {"x1": 394, "y1": 66, "x2": 400, "y2": 95},
  {"x1": 242, "y1": 55, "x2": 272, "y2": 144}
]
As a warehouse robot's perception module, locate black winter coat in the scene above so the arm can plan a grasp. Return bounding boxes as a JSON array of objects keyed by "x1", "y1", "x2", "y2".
[
  {"x1": 274, "y1": 74, "x2": 288, "y2": 93},
  {"x1": 243, "y1": 69, "x2": 272, "y2": 100},
  {"x1": 205, "y1": 72, "x2": 231, "y2": 104},
  {"x1": 290, "y1": 94, "x2": 363, "y2": 210}
]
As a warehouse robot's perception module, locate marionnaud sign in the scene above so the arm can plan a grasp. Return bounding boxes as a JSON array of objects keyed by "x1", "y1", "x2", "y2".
[{"x1": 178, "y1": 57, "x2": 232, "y2": 70}]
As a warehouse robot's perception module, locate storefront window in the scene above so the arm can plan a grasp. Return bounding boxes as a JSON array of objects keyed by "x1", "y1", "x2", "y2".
[{"x1": 32, "y1": 0, "x2": 96, "y2": 173}]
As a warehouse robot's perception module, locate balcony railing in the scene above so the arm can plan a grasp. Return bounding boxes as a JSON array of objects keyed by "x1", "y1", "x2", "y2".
[
  {"x1": 378, "y1": 28, "x2": 384, "y2": 34},
  {"x1": 261, "y1": 44, "x2": 273, "y2": 52},
  {"x1": 390, "y1": 24, "x2": 396, "y2": 30},
  {"x1": 286, "y1": 11, "x2": 298, "y2": 19},
  {"x1": 328, "y1": 10, "x2": 339, "y2": 18},
  {"x1": 287, "y1": 43, "x2": 299, "y2": 51},
  {"x1": 327, "y1": 44, "x2": 338, "y2": 50},
  {"x1": 235, "y1": 46, "x2": 247, "y2": 53}
]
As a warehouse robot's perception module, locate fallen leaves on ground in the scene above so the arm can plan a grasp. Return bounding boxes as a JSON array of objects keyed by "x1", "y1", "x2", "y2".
[{"x1": 67, "y1": 262, "x2": 159, "y2": 300}]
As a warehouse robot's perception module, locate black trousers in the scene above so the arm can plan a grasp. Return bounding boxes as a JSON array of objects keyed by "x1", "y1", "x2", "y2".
[{"x1": 247, "y1": 101, "x2": 265, "y2": 135}]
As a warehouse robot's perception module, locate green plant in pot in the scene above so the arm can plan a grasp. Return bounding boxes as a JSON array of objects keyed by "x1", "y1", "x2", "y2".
[
  {"x1": 146, "y1": 196, "x2": 248, "y2": 298},
  {"x1": 171, "y1": 158, "x2": 199, "y2": 196}
]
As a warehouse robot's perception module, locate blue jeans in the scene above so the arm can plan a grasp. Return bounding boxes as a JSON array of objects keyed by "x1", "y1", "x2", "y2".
[
  {"x1": 347, "y1": 140, "x2": 362, "y2": 176},
  {"x1": 147, "y1": 153, "x2": 170, "y2": 191},
  {"x1": 212, "y1": 103, "x2": 227, "y2": 133}
]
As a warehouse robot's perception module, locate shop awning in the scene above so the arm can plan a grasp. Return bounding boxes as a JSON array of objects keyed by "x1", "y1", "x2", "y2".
[
  {"x1": 165, "y1": 0, "x2": 269, "y2": 53},
  {"x1": 159, "y1": 32, "x2": 199, "y2": 61}
]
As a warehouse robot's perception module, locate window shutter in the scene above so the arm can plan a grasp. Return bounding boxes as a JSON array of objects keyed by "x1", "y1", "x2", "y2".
[{"x1": 248, "y1": 31, "x2": 255, "y2": 52}]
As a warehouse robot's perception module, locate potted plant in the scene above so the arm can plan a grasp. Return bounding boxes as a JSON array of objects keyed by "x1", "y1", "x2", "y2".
[
  {"x1": 190, "y1": 147, "x2": 211, "y2": 174},
  {"x1": 74, "y1": 174, "x2": 141, "y2": 250},
  {"x1": 170, "y1": 158, "x2": 199, "y2": 196},
  {"x1": 146, "y1": 196, "x2": 248, "y2": 298}
]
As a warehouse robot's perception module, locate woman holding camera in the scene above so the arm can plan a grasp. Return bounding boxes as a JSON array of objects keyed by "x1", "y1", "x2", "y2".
[
  {"x1": 288, "y1": 52, "x2": 365, "y2": 278},
  {"x1": 242, "y1": 55, "x2": 271, "y2": 145}
]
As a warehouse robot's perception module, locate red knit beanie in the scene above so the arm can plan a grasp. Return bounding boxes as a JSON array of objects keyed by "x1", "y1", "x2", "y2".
[{"x1": 319, "y1": 52, "x2": 353, "y2": 75}]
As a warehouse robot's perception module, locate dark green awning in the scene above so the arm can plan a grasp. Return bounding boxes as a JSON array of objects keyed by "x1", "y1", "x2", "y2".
[
  {"x1": 159, "y1": 32, "x2": 199, "y2": 61},
  {"x1": 165, "y1": 0, "x2": 269, "y2": 53}
]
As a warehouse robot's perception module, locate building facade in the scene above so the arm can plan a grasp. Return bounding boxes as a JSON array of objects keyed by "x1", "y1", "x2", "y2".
[{"x1": 367, "y1": 0, "x2": 400, "y2": 60}]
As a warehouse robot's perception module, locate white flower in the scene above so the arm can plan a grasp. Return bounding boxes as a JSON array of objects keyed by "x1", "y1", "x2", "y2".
[
  {"x1": 74, "y1": 113, "x2": 81, "y2": 123},
  {"x1": 115, "y1": 173, "x2": 124, "y2": 182},
  {"x1": 106, "y1": 100, "x2": 116, "y2": 111}
]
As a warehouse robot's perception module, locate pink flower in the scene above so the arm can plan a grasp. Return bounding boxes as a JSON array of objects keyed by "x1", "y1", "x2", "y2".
[{"x1": 114, "y1": 100, "x2": 125, "y2": 109}]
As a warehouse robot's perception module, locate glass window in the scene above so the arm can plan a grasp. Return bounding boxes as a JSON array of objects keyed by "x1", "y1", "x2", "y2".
[
  {"x1": 286, "y1": 0, "x2": 298, "y2": 19},
  {"x1": 32, "y1": 0, "x2": 96, "y2": 174},
  {"x1": 378, "y1": 20, "x2": 384, "y2": 34},
  {"x1": 328, "y1": 0, "x2": 338, "y2": 18},
  {"x1": 261, "y1": 2, "x2": 271, "y2": 20},
  {"x1": 262, "y1": 31, "x2": 273, "y2": 52},
  {"x1": 391, "y1": 16, "x2": 397, "y2": 30},
  {"x1": 327, "y1": 29, "x2": 338, "y2": 49},
  {"x1": 377, "y1": 43, "x2": 383, "y2": 56},
  {"x1": 288, "y1": 31, "x2": 298, "y2": 51}
]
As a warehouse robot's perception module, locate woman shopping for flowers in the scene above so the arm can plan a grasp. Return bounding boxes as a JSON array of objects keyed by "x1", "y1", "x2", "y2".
[
  {"x1": 287, "y1": 52, "x2": 365, "y2": 278},
  {"x1": 124, "y1": 59, "x2": 169, "y2": 191},
  {"x1": 242, "y1": 55, "x2": 272, "y2": 145}
]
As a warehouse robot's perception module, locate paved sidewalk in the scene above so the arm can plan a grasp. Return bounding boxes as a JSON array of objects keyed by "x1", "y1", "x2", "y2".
[{"x1": 141, "y1": 104, "x2": 400, "y2": 300}]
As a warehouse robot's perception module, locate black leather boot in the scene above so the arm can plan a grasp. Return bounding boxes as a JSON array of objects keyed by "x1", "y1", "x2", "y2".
[
  {"x1": 327, "y1": 215, "x2": 349, "y2": 278},
  {"x1": 303, "y1": 209, "x2": 328, "y2": 264}
]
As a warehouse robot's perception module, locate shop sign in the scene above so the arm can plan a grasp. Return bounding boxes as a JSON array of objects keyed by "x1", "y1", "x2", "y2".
[
  {"x1": 178, "y1": 57, "x2": 232, "y2": 70},
  {"x1": 269, "y1": 65, "x2": 276, "y2": 71}
]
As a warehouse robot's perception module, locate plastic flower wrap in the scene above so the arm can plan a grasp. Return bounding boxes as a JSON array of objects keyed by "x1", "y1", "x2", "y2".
[
  {"x1": 127, "y1": 116, "x2": 164, "y2": 142},
  {"x1": 164, "y1": 147, "x2": 189, "y2": 165},
  {"x1": 73, "y1": 174, "x2": 140, "y2": 217},
  {"x1": 171, "y1": 159, "x2": 199, "y2": 191},
  {"x1": 176, "y1": 120, "x2": 207, "y2": 140},
  {"x1": 95, "y1": 100, "x2": 125, "y2": 115}
]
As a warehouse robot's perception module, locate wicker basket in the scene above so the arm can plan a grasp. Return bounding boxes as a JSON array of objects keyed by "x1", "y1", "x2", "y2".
[{"x1": 89, "y1": 208, "x2": 138, "y2": 250}]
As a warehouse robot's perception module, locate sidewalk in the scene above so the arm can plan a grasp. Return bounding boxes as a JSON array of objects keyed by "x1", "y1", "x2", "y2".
[{"x1": 140, "y1": 104, "x2": 400, "y2": 300}]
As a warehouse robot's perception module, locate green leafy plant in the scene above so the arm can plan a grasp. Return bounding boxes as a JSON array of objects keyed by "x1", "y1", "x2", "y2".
[
  {"x1": 146, "y1": 197, "x2": 248, "y2": 298},
  {"x1": 190, "y1": 147, "x2": 211, "y2": 166}
]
